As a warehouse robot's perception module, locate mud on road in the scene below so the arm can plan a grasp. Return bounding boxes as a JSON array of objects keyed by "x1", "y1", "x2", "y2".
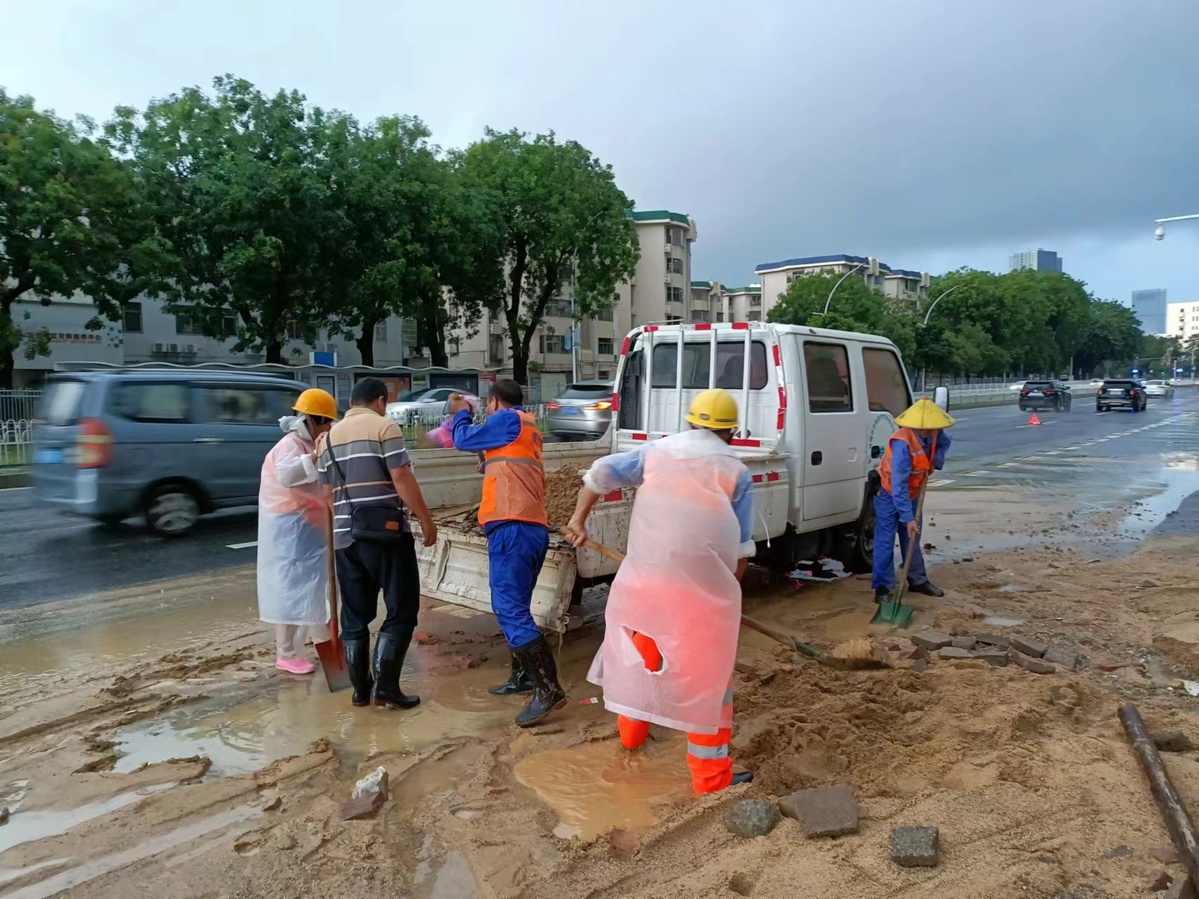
[{"x1": 4, "y1": 492, "x2": 1199, "y2": 897}]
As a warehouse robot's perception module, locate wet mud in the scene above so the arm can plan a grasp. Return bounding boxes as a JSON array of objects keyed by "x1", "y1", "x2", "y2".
[{"x1": 3, "y1": 460, "x2": 1199, "y2": 897}]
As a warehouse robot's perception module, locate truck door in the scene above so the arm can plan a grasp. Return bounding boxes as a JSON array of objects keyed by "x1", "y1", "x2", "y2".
[{"x1": 799, "y1": 339, "x2": 863, "y2": 522}]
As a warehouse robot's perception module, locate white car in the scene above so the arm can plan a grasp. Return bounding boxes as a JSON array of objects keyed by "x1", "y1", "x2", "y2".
[
  {"x1": 1143, "y1": 379, "x2": 1175, "y2": 399},
  {"x1": 386, "y1": 387, "x2": 479, "y2": 425}
]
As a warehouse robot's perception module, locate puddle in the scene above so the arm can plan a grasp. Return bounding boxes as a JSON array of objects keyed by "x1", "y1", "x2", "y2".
[
  {"x1": 1, "y1": 804, "x2": 259, "y2": 899},
  {"x1": 413, "y1": 833, "x2": 482, "y2": 899},
  {"x1": 0, "y1": 783, "x2": 175, "y2": 855},
  {"x1": 982, "y1": 616, "x2": 1025, "y2": 628},
  {"x1": 112, "y1": 675, "x2": 510, "y2": 776},
  {"x1": 514, "y1": 736, "x2": 693, "y2": 841}
]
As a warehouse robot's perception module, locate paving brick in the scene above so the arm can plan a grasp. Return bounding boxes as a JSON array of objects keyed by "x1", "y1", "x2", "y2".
[
  {"x1": 1043, "y1": 646, "x2": 1078, "y2": 669},
  {"x1": 911, "y1": 632, "x2": 953, "y2": 651},
  {"x1": 1152, "y1": 730, "x2": 1195, "y2": 753},
  {"x1": 1010, "y1": 650, "x2": 1056, "y2": 675},
  {"x1": 975, "y1": 633, "x2": 1010, "y2": 648},
  {"x1": 781, "y1": 785, "x2": 859, "y2": 838},
  {"x1": 1010, "y1": 636, "x2": 1048, "y2": 658},
  {"x1": 950, "y1": 636, "x2": 976, "y2": 650},
  {"x1": 890, "y1": 826, "x2": 939, "y2": 867},
  {"x1": 972, "y1": 649, "x2": 1010, "y2": 667},
  {"x1": 937, "y1": 647, "x2": 974, "y2": 660},
  {"x1": 724, "y1": 800, "x2": 780, "y2": 838}
]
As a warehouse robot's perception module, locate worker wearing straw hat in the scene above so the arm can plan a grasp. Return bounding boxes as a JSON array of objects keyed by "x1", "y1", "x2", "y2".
[{"x1": 872, "y1": 397, "x2": 955, "y2": 605}]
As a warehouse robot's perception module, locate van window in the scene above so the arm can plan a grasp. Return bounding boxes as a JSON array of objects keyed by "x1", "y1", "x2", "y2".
[
  {"x1": 804, "y1": 343, "x2": 853, "y2": 413},
  {"x1": 650, "y1": 341, "x2": 768, "y2": 390},
  {"x1": 201, "y1": 386, "x2": 297, "y2": 425},
  {"x1": 110, "y1": 382, "x2": 192, "y2": 423},
  {"x1": 39, "y1": 380, "x2": 87, "y2": 426},
  {"x1": 863, "y1": 348, "x2": 910, "y2": 417}
]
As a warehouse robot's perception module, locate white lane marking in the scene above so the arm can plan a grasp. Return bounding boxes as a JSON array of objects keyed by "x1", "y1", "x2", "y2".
[
  {"x1": 928, "y1": 479, "x2": 955, "y2": 488},
  {"x1": 227, "y1": 541, "x2": 258, "y2": 550}
]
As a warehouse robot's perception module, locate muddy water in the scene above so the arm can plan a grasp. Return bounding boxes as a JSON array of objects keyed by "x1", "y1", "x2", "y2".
[{"x1": 514, "y1": 736, "x2": 693, "y2": 840}]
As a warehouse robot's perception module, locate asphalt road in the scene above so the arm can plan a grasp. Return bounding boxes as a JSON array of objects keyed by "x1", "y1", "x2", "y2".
[{"x1": 2, "y1": 391, "x2": 1197, "y2": 609}]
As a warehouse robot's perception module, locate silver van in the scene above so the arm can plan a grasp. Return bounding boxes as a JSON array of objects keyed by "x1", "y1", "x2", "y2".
[{"x1": 32, "y1": 370, "x2": 304, "y2": 536}]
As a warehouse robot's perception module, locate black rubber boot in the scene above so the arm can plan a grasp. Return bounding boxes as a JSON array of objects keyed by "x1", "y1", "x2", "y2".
[
  {"x1": 908, "y1": 581, "x2": 944, "y2": 598},
  {"x1": 514, "y1": 636, "x2": 567, "y2": 728},
  {"x1": 489, "y1": 651, "x2": 534, "y2": 696},
  {"x1": 344, "y1": 637, "x2": 373, "y2": 708},
  {"x1": 371, "y1": 632, "x2": 420, "y2": 710},
  {"x1": 874, "y1": 587, "x2": 892, "y2": 604},
  {"x1": 731, "y1": 772, "x2": 754, "y2": 787}
]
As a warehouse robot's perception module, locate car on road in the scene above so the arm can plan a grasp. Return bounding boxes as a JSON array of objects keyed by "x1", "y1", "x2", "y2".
[
  {"x1": 1096, "y1": 378, "x2": 1147, "y2": 413},
  {"x1": 1017, "y1": 379, "x2": 1072, "y2": 413},
  {"x1": 545, "y1": 380, "x2": 615, "y2": 441},
  {"x1": 1143, "y1": 379, "x2": 1175, "y2": 400},
  {"x1": 385, "y1": 387, "x2": 478, "y2": 426},
  {"x1": 32, "y1": 370, "x2": 307, "y2": 537}
]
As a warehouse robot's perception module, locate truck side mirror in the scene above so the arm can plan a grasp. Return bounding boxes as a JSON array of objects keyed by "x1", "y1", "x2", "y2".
[{"x1": 933, "y1": 386, "x2": 950, "y2": 412}]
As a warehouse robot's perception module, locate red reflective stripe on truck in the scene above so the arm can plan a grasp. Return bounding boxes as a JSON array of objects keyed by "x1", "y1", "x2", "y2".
[
  {"x1": 602, "y1": 490, "x2": 623, "y2": 502},
  {"x1": 631, "y1": 433, "x2": 649, "y2": 441},
  {"x1": 766, "y1": 472, "x2": 781, "y2": 482},
  {"x1": 777, "y1": 386, "x2": 787, "y2": 430},
  {"x1": 751, "y1": 474, "x2": 764, "y2": 483},
  {"x1": 643, "y1": 325, "x2": 659, "y2": 332},
  {"x1": 731, "y1": 322, "x2": 750, "y2": 330},
  {"x1": 611, "y1": 393, "x2": 620, "y2": 412},
  {"x1": 772, "y1": 344, "x2": 781, "y2": 366},
  {"x1": 731, "y1": 438, "x2": 762, "y2": 447},
  {"x1": 620, "y1": 336, "x2": 630, "y2": 356},
  {"x1": 694, "y1": 322, "x2": 712, "y2": 330}
]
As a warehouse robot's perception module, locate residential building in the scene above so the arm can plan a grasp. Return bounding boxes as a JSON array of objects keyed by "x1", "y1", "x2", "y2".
[
  {"x1": 1008, "y1": 248, "x2": 1063, "y2": 273},
  {"x1": 1131, "y1": 288, "x2": 1169, "y2": 335},
  {"x1": 724, "y1": 286, "x2": 764, "y2": 322},
  {"x1": 9, "y1": 293, "x2": 416, "y2": 389},
  {"x1": 447, "y1": 209, "x2": 697, "y2": 398},
  {"x1": 690, "y1": 281, "x2": 716, "y2": 323},
  {"x1": 1166, "y1": 301, "x2": 1199, "y2": 345},
  {"x1": 754, "y1": 254, "x2": 928, "y2": 318}
]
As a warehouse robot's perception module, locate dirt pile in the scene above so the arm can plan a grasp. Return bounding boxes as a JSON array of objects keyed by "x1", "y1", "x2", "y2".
[{"x1": 545, "y1": 465, "x2": 585, "y2": 526}]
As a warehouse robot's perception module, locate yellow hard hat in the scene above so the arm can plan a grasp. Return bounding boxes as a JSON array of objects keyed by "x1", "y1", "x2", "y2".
[
  {"x1": 685, "y1": 388, "x2": 739, "y2": 430},
  {"x1": 894, "y1": 397, "x2": 955, "y2": 429},
  {"x1": 293, "y1": 388, "x2": 339, "y2": 421}
]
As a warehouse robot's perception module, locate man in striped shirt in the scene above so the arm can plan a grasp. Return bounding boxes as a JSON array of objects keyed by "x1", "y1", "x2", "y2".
[{"x1": 317, "y1": 377, "x2": 437, "y2": 710}]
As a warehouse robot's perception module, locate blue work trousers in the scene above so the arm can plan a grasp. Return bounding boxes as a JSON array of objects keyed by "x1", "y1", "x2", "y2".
[
  {"x1": 871, "y1": 490, "x2": 929, "y2": 590},
  {"x1": 486, "y1": 521, "x2": 550, "y2": 648}
]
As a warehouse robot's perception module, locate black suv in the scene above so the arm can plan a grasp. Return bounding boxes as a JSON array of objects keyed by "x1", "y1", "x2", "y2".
[
  {"x1": 1096, "y1": 379, "x2": 1147, "y2": 413},
  {"x1": 1018, "y1": 379, "x2": 1072, "y2": 412}
]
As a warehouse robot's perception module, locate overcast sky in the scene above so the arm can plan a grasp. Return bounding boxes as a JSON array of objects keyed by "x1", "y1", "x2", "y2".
[{"x1": 5, "y1": 0, "x2": 1198, "y2": 303}]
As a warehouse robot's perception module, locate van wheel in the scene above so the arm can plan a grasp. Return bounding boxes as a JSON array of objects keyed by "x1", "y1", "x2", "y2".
[{"x1": 145, "y1": 485, "x2": 200, "y2": 537}]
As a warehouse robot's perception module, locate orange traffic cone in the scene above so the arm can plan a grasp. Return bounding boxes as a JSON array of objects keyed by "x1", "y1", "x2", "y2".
[{"x1": 1027, "y1": 412, "x2": 1041, "y2": 426}]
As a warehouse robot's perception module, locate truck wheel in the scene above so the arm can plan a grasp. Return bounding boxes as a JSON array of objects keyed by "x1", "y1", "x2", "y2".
[{"x1": 849, "y1": 500, "x2": 876, "y2": 573}]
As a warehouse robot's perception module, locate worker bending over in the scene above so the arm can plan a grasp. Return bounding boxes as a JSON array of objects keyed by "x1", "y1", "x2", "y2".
[
  {"x1": 563, "y1": 389, "x2": 755, "y2": 793},
  {"x1": 449, "y1": 380, "x2": 565, "y2": 728},
  {"x1": 872, "y1": 398, "x2": 954, "y2": 604}
]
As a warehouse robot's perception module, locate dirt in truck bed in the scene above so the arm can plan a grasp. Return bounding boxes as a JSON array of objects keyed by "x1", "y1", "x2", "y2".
[
  {"x1": 544, "y1": 464, "x2": 585, "y2": 528},
  {"x1": 5, "y1": 510, "x2": 1199, "y2": 895}
]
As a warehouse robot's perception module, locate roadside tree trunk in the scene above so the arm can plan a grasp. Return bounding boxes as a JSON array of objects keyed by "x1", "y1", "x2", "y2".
[
  {"x1": 265, "y1": 342, "x2": 284, "y2": 364},
  {"x1": 356, "y1": 324, "x2": 375, "y2": 367}
]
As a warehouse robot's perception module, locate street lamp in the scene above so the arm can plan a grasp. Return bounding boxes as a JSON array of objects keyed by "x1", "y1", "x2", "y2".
[
  {"x1": 921, "y1": 285, "x2": 959, "y2": 327},
  {"x1": 816, "y1": 262, "x2": 866, "y2": 317},
  {"x1": 1153, "y1": 213, "x2": 1199, "y2": 240}
]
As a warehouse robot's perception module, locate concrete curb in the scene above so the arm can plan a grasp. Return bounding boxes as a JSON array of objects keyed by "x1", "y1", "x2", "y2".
[{"x1": 0, "y1": 469, "x2": 30, "y2": 490}]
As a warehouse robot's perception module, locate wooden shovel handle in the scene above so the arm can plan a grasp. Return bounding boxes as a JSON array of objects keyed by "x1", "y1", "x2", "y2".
[{"x1": 557, "y1": 527, "x2": 627, "y2": 564}]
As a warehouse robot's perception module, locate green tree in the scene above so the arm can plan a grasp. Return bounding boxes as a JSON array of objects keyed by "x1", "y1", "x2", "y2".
[
  {"x1": 108, "y1": 76, "x2": 344, "y2": 364},
  {"x1": 456, "y1": 129, "x2": 639, "y2": 384},
  {"x1": 1073, "y1": 300, "x2": 1140, "y2": 377},
  {"x1": 0, "y1": 90, "x2": 151, "y2": 388}
]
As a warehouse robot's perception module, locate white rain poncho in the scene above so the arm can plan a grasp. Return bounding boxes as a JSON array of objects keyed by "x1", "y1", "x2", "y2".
[
  {"x1": 585, "y1": 429, "x2": 748, "y2": 734},
  {"x1": 256, "y1": 416, "x2": 331, "y2": 627}
]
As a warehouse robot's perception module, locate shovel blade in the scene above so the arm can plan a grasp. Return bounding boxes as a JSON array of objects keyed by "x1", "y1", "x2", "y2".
[
  {"x1": 315, "y1": 637, "x2": 352, "y2": 693},
  {"x1": 870, "y1": 600, "x2": 915, "y2": 629}
]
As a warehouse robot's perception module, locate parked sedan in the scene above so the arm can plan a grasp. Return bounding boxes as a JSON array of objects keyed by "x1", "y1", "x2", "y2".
[
  {"x1": 1096, "y1": 379, "x2": 1147, "y2": 412},
  {"x1": 1018, "y1": 379, "x2": 1072, "y2": 412},
  {"x1": 1143, "y1": 379, "x2": 1175, "y2": 399},
  {"x1": 545, "y1": 381, "x2": 614, "y2": 441}
]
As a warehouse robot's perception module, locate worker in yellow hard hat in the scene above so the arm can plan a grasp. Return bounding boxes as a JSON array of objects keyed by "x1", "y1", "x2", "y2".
[
  {"x1": 256, "y1": 388, "x2": 339, "y2": 675},
  {"x1": 563, "y1": 388, "x2": 756, "y2": 793},
  {"x1": 872, "y1": 397, "x2": 955, "y2": 604}
]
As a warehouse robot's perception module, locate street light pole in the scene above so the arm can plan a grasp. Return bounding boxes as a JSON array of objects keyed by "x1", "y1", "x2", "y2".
[
  {"x1": 818, "y1": 263, "x2": 866, "y2": 317},
  {"x1": 918, "y1": 285, "x2": 960, "y2": 390},
  {"x1": 1154, "y1": 212, "x2": 1199, "y2": 240}
]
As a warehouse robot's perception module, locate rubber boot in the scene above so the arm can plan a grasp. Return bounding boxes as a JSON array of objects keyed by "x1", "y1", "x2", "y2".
[
  {"x1": 908, "y1": 580, "x2": 944, "y2": 598},
  {"x1": 731, "y1": 772, "x2": 754, "y2": 787},
  {"x1": 371, "y1": 632, "x2": 420, "y2": 710},
  {"x1": 873, "y1": 587, "x2": 892, "y2": 604},
  {"x1": 489, "y1": 651, "x2": 534, "y2": 696},
  {"x1": 514, "y1": 635, "x2": 567, "y2": 728},
  {"x1": 343, "y1": 637, "x2": 373, "y2": 708}
]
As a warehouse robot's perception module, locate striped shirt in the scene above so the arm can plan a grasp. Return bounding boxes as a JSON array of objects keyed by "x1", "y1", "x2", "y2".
[{"x1": 317, "y1": 407, "x2": 412, "y2": 549}]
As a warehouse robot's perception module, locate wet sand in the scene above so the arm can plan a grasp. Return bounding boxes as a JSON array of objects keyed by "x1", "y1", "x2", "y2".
[{"x1": 3, "y1": 474, "x2": 1199, "y2": 897}]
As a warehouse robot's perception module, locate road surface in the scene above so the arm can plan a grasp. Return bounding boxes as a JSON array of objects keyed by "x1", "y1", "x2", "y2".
[{"x1": 1, "y1": 393, "x2": 1196, "y2": 608}]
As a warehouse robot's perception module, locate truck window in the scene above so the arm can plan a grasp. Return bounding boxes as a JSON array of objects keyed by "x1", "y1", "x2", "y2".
[
  {"x1": 649, "y1": 341, "x2": 768, "y2": 390},
  {"x1": 805, "y1": 343, "x2": 853, "y2": 413},
  {"x1": 863, "y1": 348, "x2": 910, "y2": 417}
]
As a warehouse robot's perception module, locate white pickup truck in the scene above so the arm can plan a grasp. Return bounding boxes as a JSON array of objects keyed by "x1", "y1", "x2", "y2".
[{"x1": 412, "y1": 321, "x2": 924, "y2": 633}]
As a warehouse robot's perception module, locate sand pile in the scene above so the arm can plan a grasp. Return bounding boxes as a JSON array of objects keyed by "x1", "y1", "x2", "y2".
[{"x1": 545, "y1": 465, "x2": 585, "y2": 526}]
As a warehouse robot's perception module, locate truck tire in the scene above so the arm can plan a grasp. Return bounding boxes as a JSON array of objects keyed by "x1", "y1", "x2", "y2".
[{"x1": 850, "y1": 498, "x2": 876, "y2": 573}]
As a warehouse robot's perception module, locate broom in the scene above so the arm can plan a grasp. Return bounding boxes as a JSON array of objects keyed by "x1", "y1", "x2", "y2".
[{"x1": 564, "y1": 531, "x2": 887, "y2": 670}]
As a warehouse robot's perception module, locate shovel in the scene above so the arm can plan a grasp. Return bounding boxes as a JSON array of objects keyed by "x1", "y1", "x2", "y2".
[
  {"x1": 870, "y1": 473, "x2": 930, "y2": 629},
  {"x1": 562, "y1": 530, "x2": 886, "y2": 671},
  {"x1": 315, "y1": 512, "x2": 352, "y2": 692}
]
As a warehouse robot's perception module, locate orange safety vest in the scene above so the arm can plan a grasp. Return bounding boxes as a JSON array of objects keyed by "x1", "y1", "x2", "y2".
[
  {"x1": 877, "y1": 427, "x2": 937, "y2": 499},
  {"x1": 479, "y1": 410, "x2": 548, "y2": 527}
]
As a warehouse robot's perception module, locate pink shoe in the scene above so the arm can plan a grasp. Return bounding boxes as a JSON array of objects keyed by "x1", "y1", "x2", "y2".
[{"x1": 276, "y1": 656, "x2": 316, "y2": 675}]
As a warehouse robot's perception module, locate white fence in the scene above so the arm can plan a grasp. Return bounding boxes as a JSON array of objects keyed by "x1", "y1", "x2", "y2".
[{"x1": 0, "y1": 389, "x2": 39, "y2": 465}]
